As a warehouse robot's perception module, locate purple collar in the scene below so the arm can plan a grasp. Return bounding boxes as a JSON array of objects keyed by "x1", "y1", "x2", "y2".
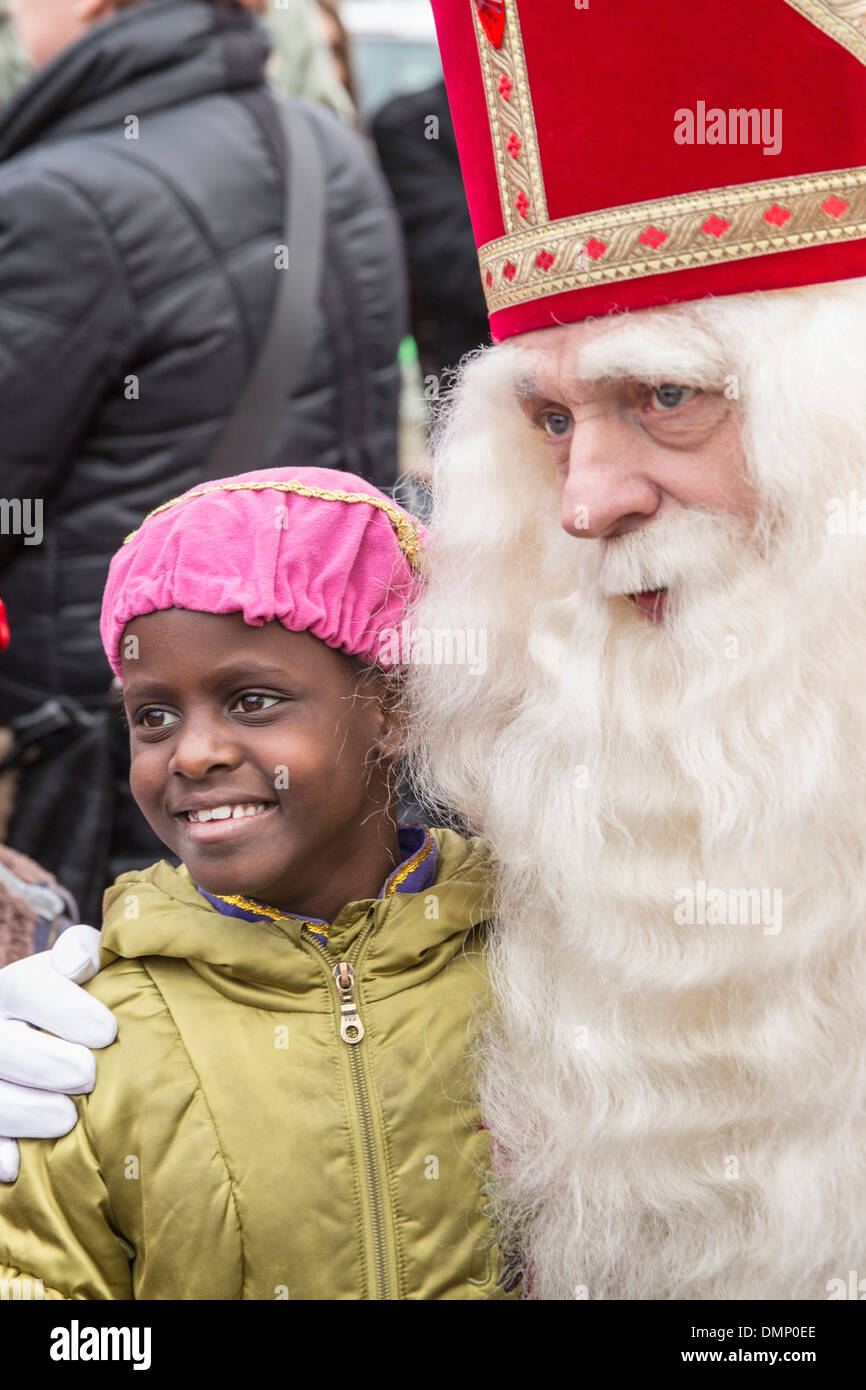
[{"x1": 196, "y1": 824, "x2": 438, "y2": 944}]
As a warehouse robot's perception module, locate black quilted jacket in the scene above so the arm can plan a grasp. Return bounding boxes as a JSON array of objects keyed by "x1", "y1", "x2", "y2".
[{"x1": 0, "y1": 0, "x2": 406, "y2": 916}]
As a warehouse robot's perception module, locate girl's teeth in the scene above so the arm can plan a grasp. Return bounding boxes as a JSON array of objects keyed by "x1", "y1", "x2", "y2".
[{"x1": 187, "y1": 804, "x2": 268, "y2": 823}]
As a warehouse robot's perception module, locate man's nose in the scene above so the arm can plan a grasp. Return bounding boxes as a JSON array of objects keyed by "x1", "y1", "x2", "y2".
[
  {"x1": 559, "y1": 419, "x2": 661, "y2": 539},
  {"x1": 168, "y1": 715, "x2": 242, "y2": 780}
]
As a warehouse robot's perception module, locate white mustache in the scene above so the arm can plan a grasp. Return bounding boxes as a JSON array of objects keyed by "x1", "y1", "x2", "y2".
[{"x1": 595, "y1": 508, "x2": 755, "y2": 599}]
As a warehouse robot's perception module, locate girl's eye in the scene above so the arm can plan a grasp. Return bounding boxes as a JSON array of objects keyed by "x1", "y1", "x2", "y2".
[
  {"x1": 540, "y1": 410, "x2": 572, "y2": 438},
  {"x1": 649, "y1": 384, "x2": 697, "y2": 411},
  {"x1": 231, "y1": 692, "x2": 279, "y2": 714},
  {"x1": 138, "y1": 709, "x2": 179, "y2": 730}
]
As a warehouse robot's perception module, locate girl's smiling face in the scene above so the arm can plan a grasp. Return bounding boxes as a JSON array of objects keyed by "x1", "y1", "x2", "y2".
[{"x1": 121, "y1": 609, "x2": 399, "y2": 922}]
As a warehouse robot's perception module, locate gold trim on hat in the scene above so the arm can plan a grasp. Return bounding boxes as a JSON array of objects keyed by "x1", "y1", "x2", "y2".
[
  {"x1": 470, "y1": 0, "x2": 866, "y2": 316},
  {"x1": 782, "y1": 0, "x2": 866, "y2": 67},
  {"x1": 471, "y1": 0, "x2": 547, "y2": 234},
  {"x1": 122, "y1": 480, "x2": 424, "y2": 572},
  {"x1": 479, "y1": 165, "x2": 866, "y2": 313}
]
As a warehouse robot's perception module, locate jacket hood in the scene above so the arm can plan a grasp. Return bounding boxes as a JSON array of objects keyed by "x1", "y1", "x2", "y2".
[
  {"x1": 0, "y1": 0, "x2": 269, "y2": 160},
  {"x1": 100, "y1": 828, "x2": 494, "y2": 1010}
]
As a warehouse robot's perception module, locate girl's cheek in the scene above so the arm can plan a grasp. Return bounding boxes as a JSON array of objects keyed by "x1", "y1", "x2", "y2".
[{"x1": 129, "y1": 750, "x2": 162, "y2": 804}]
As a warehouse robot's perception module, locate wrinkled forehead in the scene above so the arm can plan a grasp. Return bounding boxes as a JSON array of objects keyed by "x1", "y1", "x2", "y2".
[{"x1": 511, "y1": 306, "x2": 732, "y2": 402}]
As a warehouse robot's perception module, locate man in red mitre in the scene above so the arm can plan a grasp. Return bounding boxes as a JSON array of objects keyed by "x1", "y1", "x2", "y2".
[{"x1": 405, "y1": 0, "x2": 866, "y2": 1299}]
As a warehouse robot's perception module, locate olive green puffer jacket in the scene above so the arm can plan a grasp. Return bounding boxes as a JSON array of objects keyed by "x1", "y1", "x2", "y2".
[{"x1": 0, "y1": 830, "x2": 509, "y2": 1300}]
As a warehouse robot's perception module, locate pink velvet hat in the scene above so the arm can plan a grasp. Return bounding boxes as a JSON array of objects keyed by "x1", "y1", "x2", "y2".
[{"x1": 100, "y1": 467, "x2": 426, "y2": 679}]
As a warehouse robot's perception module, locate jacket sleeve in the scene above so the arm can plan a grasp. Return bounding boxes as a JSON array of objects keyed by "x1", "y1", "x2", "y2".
[
  {"x1": 0, "y1": 1099, "x2": 135, "y2": 1300},
  {"x1": 0, "y1": 168, "x2": 133, "y2": 570}
]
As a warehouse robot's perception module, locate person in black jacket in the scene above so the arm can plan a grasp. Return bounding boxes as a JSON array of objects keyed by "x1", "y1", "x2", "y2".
[
  {"x1": 373, "y1": 78, "x2": 489, "y2": 384},
  {"x1": 0, "y1": 0, "x2": 407, "y2": 922}
]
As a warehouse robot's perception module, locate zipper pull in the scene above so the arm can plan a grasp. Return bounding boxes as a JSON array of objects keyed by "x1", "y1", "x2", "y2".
[{"x1": 333, "y1": 961, "x2": 365, "y2": 1044}]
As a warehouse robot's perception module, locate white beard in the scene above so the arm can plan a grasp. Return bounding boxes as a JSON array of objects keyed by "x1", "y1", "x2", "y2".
[{"x1": 407, "y1": 281, "x2": 866, "y2": 1299}]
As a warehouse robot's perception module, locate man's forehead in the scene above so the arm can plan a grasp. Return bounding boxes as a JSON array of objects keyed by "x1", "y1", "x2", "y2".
[{"x1": 513, "y1": 309, "x2": 726, "y2": 399}]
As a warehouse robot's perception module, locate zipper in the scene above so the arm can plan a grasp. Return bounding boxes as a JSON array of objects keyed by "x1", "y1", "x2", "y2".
[
  {"x1": 302, "y1": 926, "x2": 395, "y2": 1300},
  {"x1": 333, "y1": 960, "x2": 364, "y2": 1043}
]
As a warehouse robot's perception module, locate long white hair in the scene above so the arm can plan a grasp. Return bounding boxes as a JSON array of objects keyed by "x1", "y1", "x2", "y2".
[{"x1": 406, "y1": 279, "x2": 866, "y2": 1299}]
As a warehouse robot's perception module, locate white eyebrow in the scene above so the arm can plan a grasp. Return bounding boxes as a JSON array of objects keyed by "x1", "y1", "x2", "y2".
[
  {"x1": 576, "y1": 317, "x2": 730, "y2": 389},
  {"x1": 517, "y1": 315, "x2": 733, "y2": 401}
]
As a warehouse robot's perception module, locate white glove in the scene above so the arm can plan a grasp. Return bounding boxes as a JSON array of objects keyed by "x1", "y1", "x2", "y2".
[{"x1": 0, "y1": 924, "x2": 117, "y2": 1182}]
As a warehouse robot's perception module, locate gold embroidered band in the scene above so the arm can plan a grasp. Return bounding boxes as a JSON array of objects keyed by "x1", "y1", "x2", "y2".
[
  {"x1": 123, "y1": 480, "x2": 424, "y2": 573},
  {"x1": 782, "y1": 0, "x2": 866, "y2": 68},
  {"x1": 470, "y1": 0, "x2": 866, "y2": 316},
  {"x1": 471, "y1": 0, "x2": 547, "y2": 234},
  {"x1": 479, "y1": 165, "x2": 866, "y2": 313}
]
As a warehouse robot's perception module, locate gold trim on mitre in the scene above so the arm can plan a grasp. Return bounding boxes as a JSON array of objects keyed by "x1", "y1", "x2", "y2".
[
  {"x1": 471, "y1": 0, "x2": 548, "y2": 234},
  {"x1": 781, "y1": 0, "x2": 866, "y2": 68},
  {"x1": 122, "y1": 480, "x2": 424, "y2": 572},
  {"x1": 478, "y1": 166, "x2": 866, "y2": 312},
  {"x1": 471, "y1": 0, "x2": 866, "y2": 315}
]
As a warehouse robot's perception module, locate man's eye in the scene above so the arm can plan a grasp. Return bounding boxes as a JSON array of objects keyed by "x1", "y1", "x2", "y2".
[
  {"x1": 137, "y1": 709, "x2": 179, "y2": 730},
  {"x1": 540, "y1": 410, "x2": 572, "y2": 438},
  {"x1": 649, "y1": 384, "x2": 696, "y2": 411},
  {"x1": 231, "y1": 692, "x2": 279, "y2": 714}
]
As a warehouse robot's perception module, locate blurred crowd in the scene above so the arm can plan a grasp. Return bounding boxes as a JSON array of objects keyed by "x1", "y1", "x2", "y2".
[{"x1": 0, "y1": 0, "x2": 488, "y2": 939}]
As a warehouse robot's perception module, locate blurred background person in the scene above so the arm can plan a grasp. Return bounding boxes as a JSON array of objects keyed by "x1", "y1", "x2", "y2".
[
  {"x1": 0, "y1": 844, "x2": 78, "y2": 968},
  {"x1": 0, "y1": 0, "x2": 406, "y2": 922},
  {"x1": 0, "y1": 606, "x2": 79, "y2": 970},
  {"x1": 0, "y1": 2, "x2": 27, "y2": 107},
  {"x1": 1, "y1": 0, "x2": 358, "y2": 119},
  {"x1": 373, "y1": 74, "x2": 489, "y2": 516},
  {"x1": 374, "y1": 77, "x2": 489, "y2": 389},
  {"x1": 259, "y1": 0, "x2": 357, "y2": 123},
  {"x1": 314, "y1": 0, "x2": 359, "y2": 112},
  {"x1": 329, "y1": 1, "x2": 478, "y2": 504}
]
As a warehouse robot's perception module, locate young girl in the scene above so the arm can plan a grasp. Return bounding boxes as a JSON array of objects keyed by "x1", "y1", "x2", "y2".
[{"x1": 0, "y1": 467, "x2": 507, "y2": 1300}]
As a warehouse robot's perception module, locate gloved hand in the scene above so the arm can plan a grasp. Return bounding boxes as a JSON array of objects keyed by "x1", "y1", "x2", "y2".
[{"x1": 0, "y1": 924, "x2": 117, "y2": 1182}]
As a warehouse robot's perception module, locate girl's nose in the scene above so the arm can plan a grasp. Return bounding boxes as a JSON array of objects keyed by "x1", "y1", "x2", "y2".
[{"x1": 168, "y1": 717, "x2": 242, "y2": 780}]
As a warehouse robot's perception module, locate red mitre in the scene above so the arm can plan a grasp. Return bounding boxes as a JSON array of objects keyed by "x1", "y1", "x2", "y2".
[{"x1": 430, "y1": 0, "x2": 866, "y2": 340}]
